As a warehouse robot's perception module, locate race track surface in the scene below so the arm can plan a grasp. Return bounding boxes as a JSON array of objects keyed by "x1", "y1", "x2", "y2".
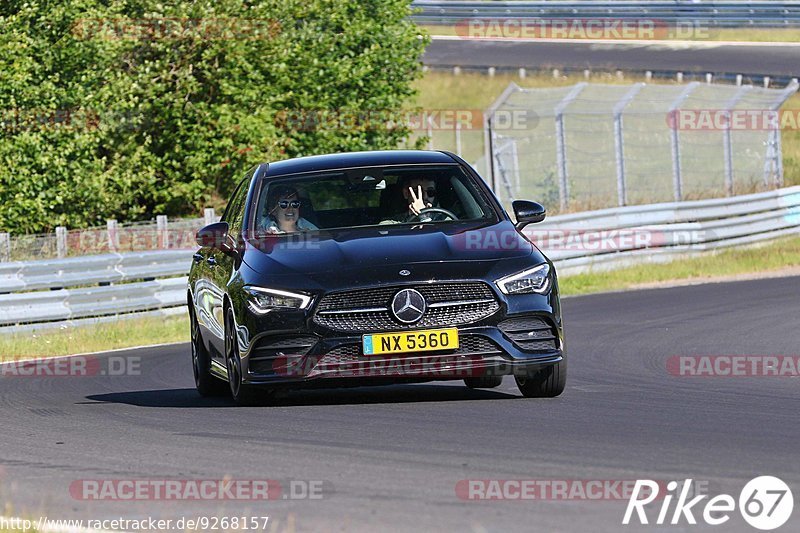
[
  {"x1": 2, "y1": 276, "x2": 799, "y2": 532},
  {"x1": 425, "y1": 38, "x2": 800, "y2": 78}
]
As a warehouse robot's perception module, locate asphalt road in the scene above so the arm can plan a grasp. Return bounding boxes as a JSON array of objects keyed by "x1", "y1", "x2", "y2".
[
  {"x1": 2, "y1": 276, "x2": 799, "y2": 532},
  {"x1": 425, "y1": 37, "x2": 800, "y2": 78}
]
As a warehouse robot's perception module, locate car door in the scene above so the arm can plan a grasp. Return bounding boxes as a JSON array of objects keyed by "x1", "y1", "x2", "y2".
[{"x1": 204, "y1": 171, "x2": 253, "y2": 360}]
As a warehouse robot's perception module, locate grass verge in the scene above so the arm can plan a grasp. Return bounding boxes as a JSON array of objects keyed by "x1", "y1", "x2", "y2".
[
  {"x1": 0, "y1": 314, "x2": 188, "y2": 361},
  {"x1": 559, "y1": 235, "x2": 800, "y2": 296}
]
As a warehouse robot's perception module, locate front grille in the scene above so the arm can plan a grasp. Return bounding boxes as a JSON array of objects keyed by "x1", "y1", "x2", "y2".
[
  {"x1": 317, "y1": 351, "x2": 361, "y2": 366},
  {"x1": 498, "y1": 316, "x2": 558, "y2": 352},
  {"x1": 326, "y1": 344, "x2": 362, "y2": 358},
  {"x1": 249, "y1": 335, "x2": 318, "y2": 374},
  {"x1": 313, "y1": 282, "x2": 499, "y2": 333},
  {"x1": 456, "y1": 335, "x2": 502, "y2": 355}
]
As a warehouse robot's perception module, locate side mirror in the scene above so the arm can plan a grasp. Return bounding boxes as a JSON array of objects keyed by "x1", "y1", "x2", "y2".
[
  {"x1": 196, "y1": 221, "x2": 235, "y2": 255},
  {"x1": 512, "y1": 200, "x2": 546, "y2": 230}
]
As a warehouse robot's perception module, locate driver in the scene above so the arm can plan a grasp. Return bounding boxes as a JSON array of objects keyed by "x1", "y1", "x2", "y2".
[{"x1": 382, "y1": 177, "x2": 440, "y2": 224}]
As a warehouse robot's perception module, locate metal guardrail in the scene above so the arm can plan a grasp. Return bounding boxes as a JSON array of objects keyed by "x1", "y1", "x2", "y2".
[
  {"x1": 412, "y1": 1, "x2": 800, "y2": 28},
  {"x1": 0, "y1": 250, "x2": 194, "y2": 331},
  {"x1": 0, "y1": 250, "x2": 194, "y2": 292},
  {"x1": 0, "y1": 186, "x2": 798, "y2": 332},
  {"x1": 0, "y1": 277, "x2": 188, "y2": 327},
  {"x1": 534, "y1": 185, "x2": 800, "y2": 230},
  {"x1": 531, "y1": 185, "x2": 800, "y2": 275}
]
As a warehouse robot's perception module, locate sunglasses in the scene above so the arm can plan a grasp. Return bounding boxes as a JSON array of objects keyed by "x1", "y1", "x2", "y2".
[
  {"x1": 422, "y1": 188, "x2": 437, "y2": 197},
  {"x1": 277, "y1": 200, "x2": 301, "y2": 209}
]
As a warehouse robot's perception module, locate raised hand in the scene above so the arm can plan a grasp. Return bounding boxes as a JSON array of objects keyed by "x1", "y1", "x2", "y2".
[{"x1": 408, "y1": 185, "x2": 432, "y2": 215}]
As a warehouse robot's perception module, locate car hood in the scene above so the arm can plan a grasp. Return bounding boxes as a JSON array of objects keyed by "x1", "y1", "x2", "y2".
[{"x1": 241, "y1": 220, "x2": 545, "y2": 283}]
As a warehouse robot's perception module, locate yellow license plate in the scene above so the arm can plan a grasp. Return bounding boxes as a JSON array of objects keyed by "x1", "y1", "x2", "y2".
[{"x1": 362, "y1": 328, "x2": 459, "y2": 356}]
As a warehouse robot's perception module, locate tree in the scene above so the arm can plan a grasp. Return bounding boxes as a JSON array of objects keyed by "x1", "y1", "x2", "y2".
[{"x1": 0, "y1": 0, "x2": 428, "y2": 233}]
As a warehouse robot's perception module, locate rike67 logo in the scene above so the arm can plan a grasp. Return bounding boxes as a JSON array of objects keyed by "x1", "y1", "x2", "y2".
[{"x1": 624, "y1": 477, "x2": 794, "y2": 530}]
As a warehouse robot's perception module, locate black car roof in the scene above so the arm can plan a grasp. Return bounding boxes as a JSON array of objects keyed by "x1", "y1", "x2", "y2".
[{"x1": 262, "y1": 150, "x2": 458, "y2": 178}]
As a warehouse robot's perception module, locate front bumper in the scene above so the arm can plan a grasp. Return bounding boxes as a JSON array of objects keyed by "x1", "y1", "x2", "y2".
[
  {"x1": 238, "y1": 320, "x2": 564, "y2": 386},
  {"x1": 232, "y1": 279, "x2": 564, "y2": 387}
]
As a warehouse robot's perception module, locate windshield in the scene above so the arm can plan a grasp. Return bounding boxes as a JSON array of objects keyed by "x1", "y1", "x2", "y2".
[{"x1": 249, "y1": 164, "x2": 498, "y2": 234}]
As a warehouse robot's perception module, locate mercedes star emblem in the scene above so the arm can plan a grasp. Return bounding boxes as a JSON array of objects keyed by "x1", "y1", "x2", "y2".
[{"x1": 391, "y1": 289, "x2": 426, "y2": 324}]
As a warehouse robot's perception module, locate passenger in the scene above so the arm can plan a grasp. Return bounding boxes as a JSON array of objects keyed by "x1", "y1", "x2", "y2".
[{"x1": 262, "y1": 185, "x2": 318, "y2": 234}]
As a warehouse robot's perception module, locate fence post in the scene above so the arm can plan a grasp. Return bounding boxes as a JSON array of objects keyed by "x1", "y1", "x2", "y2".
[
  {"x1": 722, "y1": 86, "x2": 752, "y2": 196},
  {"x1": 107, "y1": 219, "x2": 118, "y2": 252},
  {"x1": 554, "y1": 82, "x2": 587, "y2": 211},
  {"x1": 56, "y1": 226, "x2": 67, "y2": 258},
  {"x1": 204, "y1": 208, "x2": 216, "y2": 226},
  {"x1": 157, "y1": 215, "x2": 168, "y2": 249},
  {"x1": 775, "y1": 128, "x2": 784, "y2": 188},
  {"x1": 511, "y1": 140, "x2": 521, "y2": 194},
  {"x1": 483, "y1": 82, "x2": 521, "y2": 195},
  {"x1": 612, "y1": 83, "x2": 645, "y2": 207},
  {"x1": 667, "y1": 82, "x2": 700, "y2": 202},
  {"x1": 493, "y1": 139, "x2": 518, "y2": 202},
  {"x1": 764, "y1": 80, "x2": 799, "y2": 188},
  {"x1": 0, "y1": 233, "x2": 9, "y2": 262},
  {"x1": 763, "y1": 130, "x2": 777, "y2": 188},
  {"x1": 455, "y1": 120, "x2": 462, "y2": 158},
  {"x1": 426, "y1": 115, "x2": 434, "y2": 150},
  {"x1": 486, "y1": 118, "x2": 496, "y2": 192}
]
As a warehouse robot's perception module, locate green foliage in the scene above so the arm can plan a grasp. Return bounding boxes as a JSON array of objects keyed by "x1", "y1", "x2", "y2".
[{"x1": 0, "y1": 0, "x2": 428, "y2": 233}]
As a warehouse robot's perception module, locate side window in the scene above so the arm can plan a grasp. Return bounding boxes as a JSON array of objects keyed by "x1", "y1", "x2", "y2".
[
  {"x1": 221, "y1": 182, "x2": 244, "y2": 224},
  {"x1": 228, "y1": 187, "x2": 248, "y2": 235},
  {"x1": 222, "y1": 169, "x2": 255, "y2": 233}
]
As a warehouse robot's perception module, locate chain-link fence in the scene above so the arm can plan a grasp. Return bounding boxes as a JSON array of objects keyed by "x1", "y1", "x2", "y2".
[
  {"x1": 0, "y1": 211, "x2": 218, "y2": 262},
  {"x1": 466, "y1": 81, "x2": 798, "y2": 214}
]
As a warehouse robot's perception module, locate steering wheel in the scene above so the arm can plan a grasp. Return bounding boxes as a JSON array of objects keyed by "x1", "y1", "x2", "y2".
[{"x1": 408, "y1": 207, "x2": 459, "y2": 222}]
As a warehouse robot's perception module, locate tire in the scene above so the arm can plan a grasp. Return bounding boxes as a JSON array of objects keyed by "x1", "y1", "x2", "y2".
[
  {"x1": 464, "y1": 376, "x2": 503, "y2": 389},
  {"x1": 515, "y1": 358, "x2": 567, "y2": 398},
  {"x1": 225, "y1": 310, "x2": 273, "y2": 406},
  {"x1": 190, "y1": 307, "x2": 228, "y2": 397}
]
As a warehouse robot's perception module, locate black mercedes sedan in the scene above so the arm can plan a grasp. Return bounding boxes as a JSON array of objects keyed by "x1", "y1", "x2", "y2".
[{"x1": 188, "y1": 150, "x2": 565, "y2": 404}]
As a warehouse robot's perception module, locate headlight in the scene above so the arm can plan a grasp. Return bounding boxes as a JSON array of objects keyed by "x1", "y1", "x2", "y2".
[
  {"x1": 495, "y1": 263, "x2": 551, "y2": 295},
  {"x1": 244, "y1": 286, "x2": 312, "y2": 314}
]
